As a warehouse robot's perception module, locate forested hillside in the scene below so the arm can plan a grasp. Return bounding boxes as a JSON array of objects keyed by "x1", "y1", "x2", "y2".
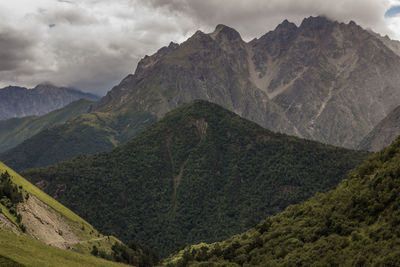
[
  {"x1": 22, "y1": 100, "x2": 369, "y2": 256},
  {"x1": 165, "y1": 136, "x2": 400, "y2": 266}
]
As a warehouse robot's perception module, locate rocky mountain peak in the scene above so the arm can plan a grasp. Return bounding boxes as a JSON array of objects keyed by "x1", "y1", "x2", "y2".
[
  {"x1": 34, "y1": 83, "x2": 61, "y2": 93},
  {"x1": 134, "y1": 41, "x2": 180, "y2": 76},
  {"x1": 299, "y1": 15, "x2": 336, "y2": 31},
  {"x1": 21, "y1": 16, "x2": 400, "y2": 164},
  {"x1": 168, "y1": 41, "x2": 179, "y2": 49},
  {"x1": 349, "y1": 20, "x2": 357, "y2": 26},
  {"x1": 187, "y1": 29, "x2": 214, "y2": 45},
  {"x1": 211, "y1": 24, "x2": 242, "y2": 41},
  {"x1": 275, "y1": 19, "x2": 298, "y2": 32},
  {"x1": 256, "y1": 19, "x2": 298, "y2": 56}
]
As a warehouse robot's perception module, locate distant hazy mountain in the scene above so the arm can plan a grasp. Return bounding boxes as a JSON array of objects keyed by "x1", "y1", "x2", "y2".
[
  {"x1": 3, "y1": 16, "x2": 400, "y2": 170},
  {"x1": 0, "y1": 99, "x2": 94, "y2": 153},
  {"x1": 0, "y1": 83, "x2": 99, "y2": 121},
  {"x1": 358, "y1": 105, "x2": 400, "y2": 151},
  {"x1": 22, "y1": 100, "x2": 369, "y2": 256}
]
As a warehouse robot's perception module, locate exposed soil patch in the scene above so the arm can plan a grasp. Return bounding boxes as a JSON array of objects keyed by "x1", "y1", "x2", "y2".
[
  {"x1": 17, "y1": 195, "x2": 79, "y2": 249},
  {"x1": 192, "y1": 118, "x2": 208, "y2": 140},
  {"x1": 0, "y1": 213, "x2": 19, "y2": 235}
]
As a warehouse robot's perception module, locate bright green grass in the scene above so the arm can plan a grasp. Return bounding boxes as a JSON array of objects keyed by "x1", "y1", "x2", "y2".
[
  {"x1": 0, "y1": 162, "x2": 120, "y2": 257},
  {"x1": 0, "y1": 254, "x2": 24, "y2": 267},
  {"x1": 0, "y1": 162, "x2": 96, "y2": 234},
  {"x1": 72, "y1": 236, "x2": 123, "y2": 255},
  {"x1": 0, "y1": 203, "x2": 18, "y2": 227},
  {"x1": 0, "y1": 230, "x2": 129, "y2": 267}
]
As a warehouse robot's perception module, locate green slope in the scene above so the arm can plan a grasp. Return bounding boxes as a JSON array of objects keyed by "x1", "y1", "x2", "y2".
[
  {"x1": 0, "y1": 161, "x2": 94, "y2": 230},
  {"x1": 0, "y1": 161, "x2": 95, "y2": 234},
  {"x1": 0, "y1": 230, "x2": 129, "y2": 267},
  {"x1": 165, "y1": 136, "x2": 400, "y2": 266},
  {"x1": 0, "y1": 161, "x2": 117, "y2": 257},
  {"x1": 0, "y1": 108, "x2": 155, "y2": 172},
  {"x1": 0, "y1": 98, "x2": 93, "y2": 153},
  {"x1": 0, "y1": 162, "x2": 159, "y2": 266},
  {"x1": 22, "y1": 100, "x2": 369, "y2": 256}
]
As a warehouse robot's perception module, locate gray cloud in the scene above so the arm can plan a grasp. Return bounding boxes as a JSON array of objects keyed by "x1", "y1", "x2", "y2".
[
  {"x1": 37, "y1": 7, "x2": 99, "y2": 26},
  {"x1": 0, "y1": 0, "x2": 398, "y2": 95},
  {"x1": 146, "y1": 0, "x2": 392, "y2": 39},
  {"x1": 0, "y1": 27, "x2": 37, "y2": 71}
]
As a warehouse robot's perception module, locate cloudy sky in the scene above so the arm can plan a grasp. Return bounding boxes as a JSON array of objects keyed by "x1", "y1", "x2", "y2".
[{"x1": 1, "y1": 0, "x2": 400, "y2": 95}]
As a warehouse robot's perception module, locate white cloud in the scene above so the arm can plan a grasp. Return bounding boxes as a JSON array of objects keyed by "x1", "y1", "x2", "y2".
[{"x1": 0, "y1": 0, "x2": 398, "y2": 95}]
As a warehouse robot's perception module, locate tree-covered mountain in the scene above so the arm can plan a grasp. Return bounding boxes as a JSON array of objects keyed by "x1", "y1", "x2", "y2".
[
  {"x1": 0, "y1": 99, "x2": 94, "y2": 153},
  {"x1": 358, "y1": 105, "x2": 400, "y2": 152},
  {"x1": 22, "y1": 100, "x2": 369, "y2": 256},
  {"x1": 165, "y1": 136, "x2": 400, "y2": 266},
  {"x1": 1, "y1": 16, "x2": 400, "y2": 171},
  {"x1": 0, "y1": 83, "x2": 99, "y2": 121}
]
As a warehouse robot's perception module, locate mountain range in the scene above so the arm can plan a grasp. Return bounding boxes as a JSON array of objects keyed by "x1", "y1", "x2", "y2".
[
  {"x1": 0, "y1": 83, "x2": 99, "y2": 121},
  {"x1": 1, "y1": 16, "x2": 400, "y2": 172},
  {"x1": 1, "y1": 14, "x2": 400, "y2": 266},
  {"x1": 21, "y1": 100, "x2": 369, "y2": 256},
  {"x1": 95, "y1": 16, "x2": 400, "y2": 150},
  {"x1": 0, "y1": 99, "x2": 94, "y2": 153}
]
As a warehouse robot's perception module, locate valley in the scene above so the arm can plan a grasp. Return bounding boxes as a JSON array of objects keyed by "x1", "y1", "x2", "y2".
[
  {"x1": 1, "y1": 8, "x2": 400, "y2": 266},
  {"x1": 21, "y1": 100, "x2": 369, "y2": 256}
]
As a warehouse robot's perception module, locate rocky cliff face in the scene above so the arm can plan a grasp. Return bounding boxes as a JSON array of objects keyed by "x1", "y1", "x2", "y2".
[
  {"x1": 95, "y1": 16, "x2": 400, "y2": 149},
  {"x1": 358, "y1": 105, "x2": 400, "y2": 151},
  {"x1": 3, "y1": 16, "x2": 400, "y2": 171},
  {"x1": 0, "y1": 84, "x2": 99, "y2": 121}
]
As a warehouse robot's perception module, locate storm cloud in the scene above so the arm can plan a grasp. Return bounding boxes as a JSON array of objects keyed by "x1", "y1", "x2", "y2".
[
  {"x1": 0, "y1": 0, "x2": 399, "y2": 95},
  {"x1": 0, "y1": 28, "x2": 37, "y2": 71},
  {"x1": 146, "y1": 0, "x2": 392, "y2": 39}
]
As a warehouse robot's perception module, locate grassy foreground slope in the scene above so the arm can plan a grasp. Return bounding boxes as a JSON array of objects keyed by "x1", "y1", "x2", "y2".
[
  {"x1": 0, "y1": 230, "x2": 129, "y2": 267},
  {"x1": 0, "y1": 161, "x2": 93, "y2": 231},
  {"x1": 0, "y1": 161, "x2": 116, "y2": 258},
  {"x1": 0, "y1": 99, "x2": 94, "y2": 153},
  {"x1": 22, "y1": 100, "x2": 369, "y2": 256},
  {"x1": 166, "y1": 136, "x2": 400, "y2": 266},
  {"x1": 0, "y1": 162, "x2": 160, "y2": 266}
]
